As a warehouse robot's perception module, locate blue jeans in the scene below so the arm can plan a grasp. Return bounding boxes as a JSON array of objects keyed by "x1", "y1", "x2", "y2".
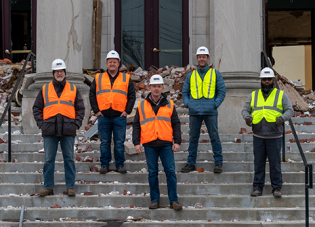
[
  {"x1": 253, "y1": 136, "x2": 282, "y2": 191},
  {"x1": 187, "y1": 115, "x2": 223, "y2": 165},
  {"x1": 98, "y1": 115, "x2": 126, "y2": 168},
  {"x1": 43, "y1": 136, "x2": 75, "y2": 189},
  {"x1": 144, "y1": 146, "x2": 178, "y2": 204}
]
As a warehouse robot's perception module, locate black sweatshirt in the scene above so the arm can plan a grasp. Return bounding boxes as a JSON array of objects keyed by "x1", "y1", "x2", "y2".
[
  {"x1": 132, "y1": 93, "x2": 181, "y2": 147},
  {"x1": 89, "y1": 70, "x2": 136, "y2": 117}
]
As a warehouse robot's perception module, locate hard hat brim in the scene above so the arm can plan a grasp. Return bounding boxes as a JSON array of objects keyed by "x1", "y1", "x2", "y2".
[{"x1": 259, "y1": 75, "x2": 275, "y2": 78}]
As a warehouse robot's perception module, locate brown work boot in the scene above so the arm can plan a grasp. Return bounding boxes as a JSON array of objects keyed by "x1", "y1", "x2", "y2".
[
  {"x1": 170, "y1": 201, "x2": 183, "y2": 211},
  {"x1": 100, "y1": 166, "x2": 109, "y2": 174},
  {"x1": 116, "y1": 166, "x2": 127, "y2": 174},
  {"x1": 149, "y1": 201, "x2": 160, "y2": 209},
  {"x1": 273, "y1": 188, "x2": 282, "y2": 198},
  {"x1": 38, "y1": 189, "x2": 54, "y2": 197},
  {"x1": 67, "y1": 188, "x2": 76, "y2": 197},
  {"x1": 250, "y1": 189, "x2": 262, "y2": 197}
]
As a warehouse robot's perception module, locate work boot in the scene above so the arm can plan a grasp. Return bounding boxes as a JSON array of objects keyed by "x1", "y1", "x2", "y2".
[
  {"x1": 181, "y1": 164, "x2": 196, "y2": 173},
  {"x1": 116, "y1": 166, "x2": 127, "y2": 174},
  {"x1": 67, "y1": 188, "x2": 76, "y2": 197},
  {"x1": 273, "y1": 188, "x2": 282, "y2": 198},
  {"x1": 149, "y1": 201, "x2": 159, "y2": 209},
  {"x1": 100, "y1": 166, "x2": 109, "y2": 174},
  {"x1": 38, "y1": 189, "x2": 54, "y2": 197},
  {"x1": 250, "y1": 189, "x2": 262, "y2": 197},
  {"x1": 213, "y1": 164, "x2": 223, "y2": 173},
  {"x1": 170, "y1": 202, "x2": 182, "y2": 211}
]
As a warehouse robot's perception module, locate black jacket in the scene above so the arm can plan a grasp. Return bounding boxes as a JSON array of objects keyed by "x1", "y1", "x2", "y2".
[
  {"x1": 132, "y1": 93, "x2": 181, "y2": 147},
  {"x1": 89, "y1": 70, "x2": 136, "y2": 118},
  {"x1": 33, "y1": 78, "x2": 85, "y2": 137}
]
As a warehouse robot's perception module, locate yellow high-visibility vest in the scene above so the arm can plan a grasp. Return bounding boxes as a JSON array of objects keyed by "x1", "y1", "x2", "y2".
[
  {"x1": 190, "y1": 69, "x2": 216, "y2": 99},
  {"x1": 250, "y1": 88, "x2": 284, "y2": 124}
]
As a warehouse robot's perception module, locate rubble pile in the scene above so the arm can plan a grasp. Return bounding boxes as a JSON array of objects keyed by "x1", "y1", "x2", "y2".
[
  {"x1": 276, "y1": 71, "x2": 315, "y2": 113},
  {"x1": 0, "y1": 59, "x2": 33, "y2": 125}
]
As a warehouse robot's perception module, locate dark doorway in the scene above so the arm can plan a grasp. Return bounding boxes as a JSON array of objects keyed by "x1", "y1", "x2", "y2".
[
  {"x1": 115, "y1": 0, "x2": 189, "y2": 69},
  {"x1": 1, "y1": 0, "x2": 36, "y2": 63}
]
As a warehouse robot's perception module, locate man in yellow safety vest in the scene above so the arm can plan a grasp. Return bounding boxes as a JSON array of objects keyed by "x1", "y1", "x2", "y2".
[{"x1": 242, "y1": 67, "x2": 293, "y2": 198}]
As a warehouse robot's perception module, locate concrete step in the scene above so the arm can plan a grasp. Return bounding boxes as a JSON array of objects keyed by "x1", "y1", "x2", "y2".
[
  {"x1": 0, "y1": 221, "x2": 313, "y2": 227},
  {"x1": 0, "y1": 195, "x2": 314, "y2": 208},
  {"x1": 0, "y1": 172, "x2": 309, "y2": 184},
  {"x1": 180, "y1": 124, "x2": 315, "y2": 134},
  {"x1": 2, "y1": 151, "x2": 312, "y2": 162},
  {"x1": 4, "y1": 132, "x2": 315, "y2": 143},
  {"x1": 0, "y1": 207, "x2": 314, "y2": 222},
  {"x1": 1, "y1": 142, "x2": 315, "y2": 152},
  {"x1": 0, "y1": 126, "x2": 23, "y2": 133},
  {"x1": 0, "y1": 161, "x2": 308, "y2": 173},
  {"x1": 0, "y1": 183, "x2": 309, "y2": 196}
]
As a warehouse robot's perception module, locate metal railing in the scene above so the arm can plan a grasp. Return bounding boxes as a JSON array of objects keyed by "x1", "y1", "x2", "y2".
[
  {"x1": 0, "y1": 52, "x2": 36, "y2": 162},
  {"x1": 262, "y1": 50, "x2": 313, "y2": 227}
]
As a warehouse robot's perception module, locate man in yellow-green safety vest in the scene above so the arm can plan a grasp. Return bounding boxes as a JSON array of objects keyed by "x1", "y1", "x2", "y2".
[
  {"x1": 242, "y1": 67, "x2": 293, "y2": 198},
  {"x1": 181, "y1": 46, "x2": 226, "y2": 174}
]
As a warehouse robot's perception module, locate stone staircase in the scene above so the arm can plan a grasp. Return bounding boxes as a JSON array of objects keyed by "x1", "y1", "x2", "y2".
[{"x1": 0, "y1": 110, "x2": 315, "y2": 226}]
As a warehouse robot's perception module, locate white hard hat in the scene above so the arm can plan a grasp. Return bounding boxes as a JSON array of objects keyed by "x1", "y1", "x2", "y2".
[
  {"x1": 51, "y1": 59, "x2": 66, "y2": 70},
  {"x1": 149, "y1": 75, "x2": 164, "y2": 85},
  {"x1": 260, "y1": 67, "x2": 275, "y2": 78},
  {"x1": 196, "y1": 46, "x2": 209, "y2": 56},
  {"x1": 106, "y1": 50, "x2": 120, "y2": 61}
]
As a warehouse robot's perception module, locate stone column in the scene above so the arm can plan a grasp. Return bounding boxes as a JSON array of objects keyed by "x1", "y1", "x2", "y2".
[
  {"x1": 22, "y1": 0, "x2": 91, "y2": 134},
  {"x1": 209, "y1": 0, "x2": 262, "y2": 133}
]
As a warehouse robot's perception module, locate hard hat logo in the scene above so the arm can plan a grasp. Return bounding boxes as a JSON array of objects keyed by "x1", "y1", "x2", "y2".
[
  {"x1": 199, "y1": 49, "x2": 205, "y2": 51},
  {"x1": 260, "y1": 67, "x2": 275, "y2": 78},
  {"x1": 51, "y1": 59, "x2": 66, "y2": 70}
]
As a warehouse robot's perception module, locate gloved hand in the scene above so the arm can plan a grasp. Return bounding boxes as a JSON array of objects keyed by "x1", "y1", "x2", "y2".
[
  {"x1": 245, "y1": 116, "x2": 253, "y2": 127},
  {"x1": 276, "y1": 116, "x2": 284, "y2": 126}
]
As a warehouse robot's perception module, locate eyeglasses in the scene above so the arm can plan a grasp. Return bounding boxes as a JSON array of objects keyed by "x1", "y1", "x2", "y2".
[
  {"x1": 55, "y1": 71, "x2": 64, "y2": 74},
  {"x1": 262, "y1": 78, "x2": 273, "y2": 82}
]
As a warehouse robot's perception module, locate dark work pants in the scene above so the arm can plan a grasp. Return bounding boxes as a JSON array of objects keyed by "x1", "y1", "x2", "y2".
[{"x1": 253, "y1": 136, "x2": 282, "y2": 192}]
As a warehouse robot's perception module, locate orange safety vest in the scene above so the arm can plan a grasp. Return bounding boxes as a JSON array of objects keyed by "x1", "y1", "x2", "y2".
[
  {"x1": 42, "y1": 81, "x2": 76, "y2": 120},
  {"x1": 138, "y1": 99, "x2": 174, "y2": 144},
  {"x1": 95, "y1": 72, "x2": 130, "y2": 112}
]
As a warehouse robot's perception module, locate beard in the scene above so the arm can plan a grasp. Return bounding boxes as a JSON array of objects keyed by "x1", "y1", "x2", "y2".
[{"x1": 261, "y1": 82, "x2": 274, "y2": 93}]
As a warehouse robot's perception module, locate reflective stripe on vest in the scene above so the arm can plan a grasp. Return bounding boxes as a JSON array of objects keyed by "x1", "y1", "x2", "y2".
[
  {"x1": 95, "y1": 72, "x2": 130, "y2": 112},
  {"x1": 42, "y1": 81, "x2": 76, "y2": 120},
  {"x1": 250, "y1": 88, "x2": 284, "y2": 124},
  {"x1": 138, "y1": 99, "x2": 173, "y2": 144},
  {"x1": 190, "y1": 69, "x2": 216, "y2": 99}
]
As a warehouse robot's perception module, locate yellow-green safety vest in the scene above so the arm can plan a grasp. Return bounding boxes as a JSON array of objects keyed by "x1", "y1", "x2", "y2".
[
  {"x1": 190, "y1": 69, "x2": 216, "y2": 99},
  {"x1": 250, "y1": 88, "x2": 284, "y2": 124}
]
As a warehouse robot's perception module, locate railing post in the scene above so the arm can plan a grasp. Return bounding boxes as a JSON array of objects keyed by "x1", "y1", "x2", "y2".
[
  {"x1": 282, "y1": 122, "x2": 285, "y2": 162},
  {"x1": 8, "y1": 105, "x2": 11, "y2": 162},
  {"x1": 31, "y1": 55, "x2": 35, "y2": 73},
  {"x1": 305, "y1": 165, "x2": 309, "y2": 227}
]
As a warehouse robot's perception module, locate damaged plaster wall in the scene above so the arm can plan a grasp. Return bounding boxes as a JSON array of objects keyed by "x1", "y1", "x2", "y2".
[
  {"x1": 37, "y1": 0, "x2": 83, "y2": 74},
  {"x1": 82, "y1": 1, "x2": 94, "y2": 69}
]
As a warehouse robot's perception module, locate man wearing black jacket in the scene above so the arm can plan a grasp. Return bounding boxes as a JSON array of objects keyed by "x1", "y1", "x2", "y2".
[
  {"x1": 33, "y1": 59, "x2": 85, "y2": 197},
  {"x1": 89, "y1": 50, "x2": 136, "y2": 174},
  {"x1": 133, "y1": 74, "x2": 182, "y2": 211}
]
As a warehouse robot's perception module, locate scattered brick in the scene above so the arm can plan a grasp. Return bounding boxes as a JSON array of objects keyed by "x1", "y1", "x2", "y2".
[
  {"x1": 200, "y1": 140, "x2": 209, "y2": 143},
  {"x1": 289, "y1": 139, "x2": 296, "y2": 143},
  {"x1": 304, "y1": 122, "x2": 312, "y2": 125},
  {"x1": 30, "y1": 193, "x2": 35, "y2": 196},
  {"x1": 124, "y1": 190, "x2": 127, "y2": 195},
  {"x1": 90, "y1": 166, "x2": 99, "y2": 172},
  {"x1": 0, "y1": 151, "x2": 4, "y2": 153},
  {"x1": 84, "y1": 191, "x2": 92, "y2": 195},
  {"x1": 130, "y1": 204, "x2": 134, "y2": 208},
  {"x1": 307, "y1": 138, "x2": 315, "y2": 143},
  {"x1": 181, "y1": 139, "x2": 186, "y2": 143},
  {"x1": 85, "y1": 124, "x2": 92, "y2": 131},
  {"x1": 0, "y1": 159, "x2": 7, "y2": 162},
  {"x1": 50, "y1": 204, "x2": 59, "y2": 208},
  {"x1": 238, "y1": 128, "x2": 247, "y2": 134},
  {"x1": 197, "y1": 168, "x2": 204, "y2": 173},
  {"x1": 285, "y1": 131, "x2": 292, "y2": 134},
  {"x1": 208, "y1": 219, "x2": 212, "y2": 222},
  {"x1": 248, "y1": 132, "x2": 253, "y2": 134},
  {"x1": 234, "y1": 139, "x2": 241, "y2": 143},
  {"x1": 161, "y1": 219, "x2": 165, "y2": 222},
  {"x1": 0, "y1": 138, "x2": 4, "y2": 143},
  {"x1": 311, "y1": 148, "x2": 315, "y2": 152}
]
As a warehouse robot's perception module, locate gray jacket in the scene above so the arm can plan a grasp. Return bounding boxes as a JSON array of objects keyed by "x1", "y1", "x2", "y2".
[{"x1": 242, "y1": 88, "x2": 294, "y2": 138}]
